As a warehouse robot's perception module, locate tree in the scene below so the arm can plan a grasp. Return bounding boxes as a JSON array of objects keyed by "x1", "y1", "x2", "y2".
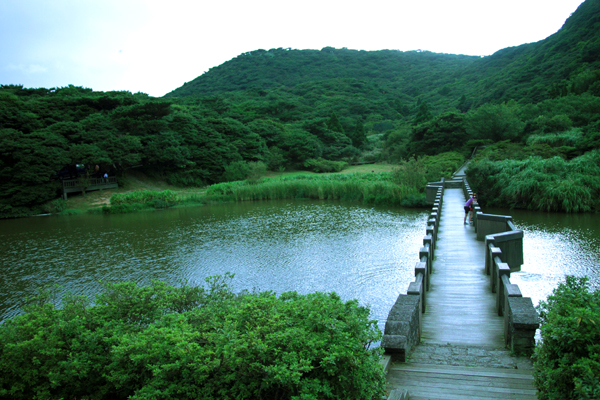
[
  {"x1": 280, "y1": 127, "x2": 322, "y2": 165},
  {"x1": 326, "y1": 111, "x2": 345, "y2": 133},
  {"x1": 412, "y1": 101, "x2": 433, "y2": 125},
  {"x1": 457, "y1": 95, "x2": 471, "y2": 113},
  {"x1": 350, "y1": 118, "x2": 367, "y2": 149},
  {"x1": 466, "y1": 102, "x2": 524, "y2": 142},
  {"x1": 0, "y1": 128, "x2": 69, "y2": 215},
  {"x1": 408, "y1": 112, "x2": 469, "y2": 156}
]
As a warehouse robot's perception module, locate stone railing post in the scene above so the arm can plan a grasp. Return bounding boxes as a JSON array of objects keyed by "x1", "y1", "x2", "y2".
[
  {"x1": 382, "y1": 294, "x2": 421, "y2": 362},
  {"x1": 383, "y1": 179, "x2": 444, "y2": 362},
  {"x1": 506, "y1": 297, "x2": 539, "y2": 354}
]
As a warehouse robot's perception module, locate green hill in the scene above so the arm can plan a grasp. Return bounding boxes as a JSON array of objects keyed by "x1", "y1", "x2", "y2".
[
  {"x1": 166, "y1": 0, "x2": 600, "y2": 111},
  {"x1": 2, "y1": 0, "x2": 600, "y2": 216}
]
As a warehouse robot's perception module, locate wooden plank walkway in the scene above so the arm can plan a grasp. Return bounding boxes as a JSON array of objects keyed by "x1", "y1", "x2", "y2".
[
  {"x1": 387, "y1": 363, "x2": 536, "y2": 400},
  {"x1": 423, "y1": 188, "x2": 504, "y2": 346},
  {"x1": 385, "y1": 188, "x2": 537, "y2": 399}
]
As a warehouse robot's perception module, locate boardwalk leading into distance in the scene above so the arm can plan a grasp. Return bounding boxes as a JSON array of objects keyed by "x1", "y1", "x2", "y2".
[
  {"x1": 385, "y1": 187, "x2": 537, "y2": 400},
  {"x1": 422, "y1": 188, "x2": 504, "y2": 346}
]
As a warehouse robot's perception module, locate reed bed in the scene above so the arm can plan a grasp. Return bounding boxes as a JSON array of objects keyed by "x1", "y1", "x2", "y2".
[
  {"x1": 202, "y1": 173, "x2": 414, "y2": 206},
  {"x1": 110, "y1": 189, "x2": 178, "y2": 206},
  {"x1": 467, "y1": 150, "x2": 600, "y2": 212}
]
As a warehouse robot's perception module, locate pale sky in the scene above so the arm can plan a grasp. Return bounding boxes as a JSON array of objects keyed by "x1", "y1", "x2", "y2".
[{"x1": 0, "y1": 0, "x2": 586, "y2": 97}]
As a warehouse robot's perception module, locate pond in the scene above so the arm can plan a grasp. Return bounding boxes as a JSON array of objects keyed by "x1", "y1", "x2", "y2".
[
  {"x1": 0, "y1": 200, "x2": 428, "y2": 331},
  {"x1": 1, "y1": 200, "x2": 598, "y2": 329},
  {"x1": 486, "y1": 207, "x2": 600, "y2": 306}
]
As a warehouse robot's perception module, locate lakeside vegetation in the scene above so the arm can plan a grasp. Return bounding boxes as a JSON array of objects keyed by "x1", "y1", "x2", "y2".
[
  {"x1": 534, "y1": 276, "x2": 600, "y2": 399},
  {"x1": 0, "y1": 276, "x2": 386, "y2": 400},
  {"x1": 95, "y1": 152, "x2": 463, "y2": 214},
  {"x1": 0, "y1": 1, "x2": 599, "y2": 396},
  {"x1": 2, "y1": 1, "x2": 600, "y2": 216}
]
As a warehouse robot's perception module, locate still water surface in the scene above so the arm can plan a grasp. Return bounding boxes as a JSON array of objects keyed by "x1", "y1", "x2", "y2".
[
  {"x1": 1, "y1": 201, "x2": 598, "y2": 328},
  {"x1": 0, "y1": 200, "x2": 428, "y2": 329},
  {"x1": 488, "y1": 207, "x2": 600, "y2": 306}
]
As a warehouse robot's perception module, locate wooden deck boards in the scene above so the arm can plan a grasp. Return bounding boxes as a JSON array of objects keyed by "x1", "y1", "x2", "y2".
[
  {"x1": 422, "y1": 188, "x2": 504, "y2": 346},
  {"x1": 385, "y1": 188, "x2": 537, "y2": 399},
  {"x1": 388, "y1": 363, "x2": 537, "y2": 400}
]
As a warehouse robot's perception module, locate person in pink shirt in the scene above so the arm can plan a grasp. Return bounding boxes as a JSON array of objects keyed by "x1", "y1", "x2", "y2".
[{"x1": 463, "y1": 193, "x2": 477, "y2": 225}]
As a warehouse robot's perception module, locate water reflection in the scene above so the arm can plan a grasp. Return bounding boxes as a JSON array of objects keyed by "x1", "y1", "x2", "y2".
[
  {"x1": 485, "y1": 208, "x2": 600, "y2": 306},
  {"x1": 3, "y1": 202, "x2": 598, "y2": 328},
  {"x1": 0, "y1": 200, "x2": 428, "y2": 331}
]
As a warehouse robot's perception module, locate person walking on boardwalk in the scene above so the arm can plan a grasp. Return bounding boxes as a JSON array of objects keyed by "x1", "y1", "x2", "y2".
[{"x1": 464, "y1": 193, "x2": 477, "y2": 224}]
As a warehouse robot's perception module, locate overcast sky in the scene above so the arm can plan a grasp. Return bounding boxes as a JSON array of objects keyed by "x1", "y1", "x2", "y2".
[{"x1": 0, "y1": 0, "x2": 586, "y2": 97}]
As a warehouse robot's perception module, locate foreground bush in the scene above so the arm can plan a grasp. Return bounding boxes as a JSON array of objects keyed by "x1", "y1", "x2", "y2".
[
  {"x1": 0, "y1": 276, "x2": 385, "y2": 400},
  {"x1": 534, "y1": 276, "x2": 600, "y2": 400}
]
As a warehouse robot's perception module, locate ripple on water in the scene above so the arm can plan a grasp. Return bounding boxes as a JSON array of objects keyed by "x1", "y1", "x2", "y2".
[
  {"x1": 510, "y1": 217, "x2": 600, "y2": 306},
  {"x1": 0, "y1": 201, "x2": 428, "y2": 325}
]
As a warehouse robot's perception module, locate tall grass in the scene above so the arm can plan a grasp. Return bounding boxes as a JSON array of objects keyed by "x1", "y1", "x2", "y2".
[
  {"x1": 202, "y1": 173, "x2": 415, "y2": 206},
  {"x1": 106, "y1": 190, "x2": 179, "y2": 213},
  {"x1": 466, "y1": 150, "x2": 600, "y2": 212},
  {"x1": 110, "y1": 190, "x2": 178, "y2": 206}
]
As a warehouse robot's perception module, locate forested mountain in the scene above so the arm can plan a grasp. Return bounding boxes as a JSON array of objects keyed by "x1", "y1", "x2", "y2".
[
  {"x1": 2, "y1": 0, "x2": 600, "y2": 216},
  {"x1": 165, "y1": 49, "x2": 479, "y2": 114},
  {"x1": 462, "y1": 0, "x2": 600, "y2": 105},
  {"x1": 166, "y1": 0, "x2": 600, "y2": 109}
]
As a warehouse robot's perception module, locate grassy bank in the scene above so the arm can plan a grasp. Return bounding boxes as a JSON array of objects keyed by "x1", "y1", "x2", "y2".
[
  {"x1": 59, "y1": 165, "x2": 402, "y2": 215},
  {"x1": 58, "y1": 156, "x2": 469, "y2": 215}
]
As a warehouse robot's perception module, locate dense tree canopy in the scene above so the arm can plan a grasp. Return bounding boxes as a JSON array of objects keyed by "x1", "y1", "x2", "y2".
[{"x1": 2, "y1": 0, "x2": 600, "y2": 215}]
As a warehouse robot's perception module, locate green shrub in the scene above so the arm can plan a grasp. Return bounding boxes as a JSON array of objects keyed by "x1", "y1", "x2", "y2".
[
  {"x1": 103, "y1": 202, "x2": 148, "y2": 214},
  {"x1": 109, "y1": 190, "x2": 178, "y2": 209},
  {"x1": 391, "y1": 156, "x2": 427, "y2": 192},
  {"x1": 534, "y1": 276, "x2": 600, "y2": 400},
  {"x1": 400, "y1": 194, "x2": 429, "y2": 208},
  {"x1": 165, "y1": 170, "x2": 207, "y2": 187},
  {"x1": 303, "y1": 158, "x2": 348, "y2": 173},
  {"x1": 41, "y1": 198, "x2": 67, "y2": 214},
  {"x1": 422, "y1": 151, "x2": 465, "y2": 181},
  {"x1": 222, "y1": 161, "x2": 250, "y2": 182},
  {"x1": 0, "y1": 277, "x2": 385, "y2": 400},
  {"x1": 246, "y1": 161, "x2": 267, "y2": 183},
  {"x1": 526, "y1": 129, "x2": 583, "y2": 148}
]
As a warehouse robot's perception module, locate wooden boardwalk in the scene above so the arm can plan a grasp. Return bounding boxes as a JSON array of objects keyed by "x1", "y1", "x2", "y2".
[
  {"x1": 385, "y1": 188, "x2": 537, "y2": 399},
  {"x1": 387, "y1": 363, "x2": 536, "y2": 400},
  {"x1": 423, "y1": 188, "x2": 504, "y2": 346}
]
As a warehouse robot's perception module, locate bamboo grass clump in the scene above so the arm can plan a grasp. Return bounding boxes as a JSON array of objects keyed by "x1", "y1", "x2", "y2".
[{"x1": 468, "y1": 150, "x2": 600, "y2": 212}]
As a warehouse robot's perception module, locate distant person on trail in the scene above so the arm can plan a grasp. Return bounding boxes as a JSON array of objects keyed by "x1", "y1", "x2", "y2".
[{"x1": 464, "y1": 193, "x2": 477, "y2": 225}]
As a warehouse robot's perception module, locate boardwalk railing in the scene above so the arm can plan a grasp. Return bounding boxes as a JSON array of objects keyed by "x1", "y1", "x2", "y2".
[
  {"x1": 62, "y1": 177, "x2": 118, "y2": 200},
  {"x1": 460, "y1": 178, "x2": 538, "y2": 353},
  {"x1": 382, "y1": 175, "x2": 538, "y2": 361},
  {"x1": 381, "y1": 186, "x2": 443, "y2": 361}
]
